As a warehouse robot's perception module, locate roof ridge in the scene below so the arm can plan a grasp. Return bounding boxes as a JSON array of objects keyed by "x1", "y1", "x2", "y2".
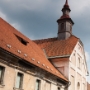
[
  {"x1": 71, "y1": 34, "x2": 79, "y2": 39},
  {"x1": 33, "y1": 37, "x2": 57, "y2": 41}
]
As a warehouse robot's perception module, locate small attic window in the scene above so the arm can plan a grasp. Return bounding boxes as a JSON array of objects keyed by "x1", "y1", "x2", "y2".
[
  {"x1": 21, "y1": 39, "x2": 27, "y2": 45},
  {"x1": 15, "y1": 34, "x2": 29, "y2": 45}
]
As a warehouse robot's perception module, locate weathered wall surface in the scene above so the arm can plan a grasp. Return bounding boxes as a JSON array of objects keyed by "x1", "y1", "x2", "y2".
[
  {"x1": 50, "y1": 58, "x2": 69, "y2": 79},
  {"x1": 69, "y1": 41, "x2": 87, "y2": 90},
  {"x1": 0, "y1": 51, "x2": 66, "y2": 90}
]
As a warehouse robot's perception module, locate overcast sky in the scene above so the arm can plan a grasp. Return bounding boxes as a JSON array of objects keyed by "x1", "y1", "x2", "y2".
[{"x1": 0, "y1": 0, "x2": 90, "y2": 83}]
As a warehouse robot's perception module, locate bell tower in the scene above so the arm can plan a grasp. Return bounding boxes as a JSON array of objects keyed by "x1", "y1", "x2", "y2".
[{"x1": 57, "y1": 0, "x2": 74, "y2": 40}]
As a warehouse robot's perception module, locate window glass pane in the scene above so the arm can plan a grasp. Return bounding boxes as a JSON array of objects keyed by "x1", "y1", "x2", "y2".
[
  {"x1": 0, "y1": 67, "x2": 2, "y2": 79},
  {"x1": 0, "y1": 66, "x2": 4, "y2": 84},
  {"x1": 36, "y1": 80, "x2": 40, "y2": 90},
  {"x1": 15, "y1": 73, "x2": 22, "y2": 88},
  {"x1": 36, "y1": 80, "x2": 38, "y2": 90}
]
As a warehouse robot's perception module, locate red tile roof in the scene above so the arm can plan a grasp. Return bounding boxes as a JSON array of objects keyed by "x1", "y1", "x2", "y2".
[
  {"x1": 87, "y1": 82, "x2": 90, "y2": 90},
  {"x1": 0, "y1": 18, "x2": 68, "y2": 82},
  {"x1": 60, "y1": 14, "x2": 70, "y2": 19},
  {"x1": 34, "y1": 35, "x2": 79, "y2": 57}
]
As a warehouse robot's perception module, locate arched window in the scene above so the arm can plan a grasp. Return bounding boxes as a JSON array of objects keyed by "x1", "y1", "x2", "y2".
[
  {"x1": 61, "y1": 23, "x2": 64, "y2": 31},
  {"x1": 77, "y1": 82, "x2": 80, "y2": 90}
]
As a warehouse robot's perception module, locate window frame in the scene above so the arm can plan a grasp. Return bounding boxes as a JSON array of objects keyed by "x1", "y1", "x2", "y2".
[
  {"x1": 35, "y1": 79, "x2": 41, "y2": 90},
  {"x1": 15, "y1": 72, "x2": 24, "y2": 89},
  {"x1": 0, "y1": 65, "x2": 5, "y2": 85}
]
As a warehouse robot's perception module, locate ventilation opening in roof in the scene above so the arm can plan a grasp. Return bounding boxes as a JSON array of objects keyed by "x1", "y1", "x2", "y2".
[
  {"x1": 15, "y1": 34, "x2": 29, "y2": 45},
  {"x1": 21, "y1": 39, "x2": 27, "y2": 45}
]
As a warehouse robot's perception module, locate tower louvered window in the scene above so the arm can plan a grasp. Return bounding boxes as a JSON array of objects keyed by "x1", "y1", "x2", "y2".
[{"x1": 61, "y1": 23, "x2": 64, "y2": 31}]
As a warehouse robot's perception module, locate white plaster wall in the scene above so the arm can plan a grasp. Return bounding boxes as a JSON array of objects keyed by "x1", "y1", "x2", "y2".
[{"x1": 69, "y1": 41, "x2": 87, "y2": 90}]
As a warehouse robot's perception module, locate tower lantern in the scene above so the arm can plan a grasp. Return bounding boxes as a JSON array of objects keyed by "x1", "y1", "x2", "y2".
[{"x1": 57, "y1": 0, "x2": 74, "y2": 40}]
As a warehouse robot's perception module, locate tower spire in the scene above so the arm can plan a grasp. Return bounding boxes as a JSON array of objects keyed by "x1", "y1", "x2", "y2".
[
  {"x1": 65, "y1": 0, "x2": 68, "y2": 5},
  {"x1": 57, "y1": 0, "x2": 74, "y2": 40},
  {"x1": 62, "y1": 0, "x2": 70, "y2": 12}
]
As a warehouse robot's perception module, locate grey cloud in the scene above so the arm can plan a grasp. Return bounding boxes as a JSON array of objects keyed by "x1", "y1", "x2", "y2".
[{"x1": 0, "y1": 0, "x2": 90, "y2": 51}]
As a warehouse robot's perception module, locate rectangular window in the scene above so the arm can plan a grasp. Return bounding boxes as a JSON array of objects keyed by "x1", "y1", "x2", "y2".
[
  {"x1": 15, "y1": 73, "x2": 23, "y2": 89},
  {"x1": 36, "y1": 80, "x2": 41, "y2": 90},
  {"x1": 0, "y1": 66, "x2": 5, "y2": 84},
  {"x1": 78, "y1": 57, "x2": 80, "y2": 68},
  {"x1": 70, "y1": 75, "x2": 75, "y2": 90},
  {"x1": 71, "y1": 53, "x2": 76, "y2": 66}
]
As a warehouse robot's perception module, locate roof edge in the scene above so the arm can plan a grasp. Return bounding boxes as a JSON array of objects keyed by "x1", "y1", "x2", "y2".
[
  {"x1": 0, "y1": 47, "x2": 68, "y2": 82},
  {"x1": 48, "y1": 55, "x2": 70, "y2": 59}
]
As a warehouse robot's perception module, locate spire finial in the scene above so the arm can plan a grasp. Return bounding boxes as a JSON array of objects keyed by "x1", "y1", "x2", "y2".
[
  {"x1": 62, "y1": 0, "x2": 70, "y2": 11},
  {"x1": 65, "y1": 0, "x2": 68, "y2": 5}
]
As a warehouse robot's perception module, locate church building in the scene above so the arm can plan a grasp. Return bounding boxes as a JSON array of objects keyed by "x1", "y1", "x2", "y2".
[
  {"x1": 34, "y1": 0, "x2": 89, "y2": 90},
  {"x1": 0, "y1": 0, "x2": 88, "y2": 90}
]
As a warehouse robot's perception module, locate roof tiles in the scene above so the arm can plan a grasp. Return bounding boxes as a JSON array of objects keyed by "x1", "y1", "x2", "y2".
[
  {"x1": 87, "y1": 82, "x2": 90, "y2": 90},
  {"x1": 34, "y1": 35, "x2": 79, "y2": 57},
  {"x1": 0, "y1": 18, "x2": 68, "y2": 82}
]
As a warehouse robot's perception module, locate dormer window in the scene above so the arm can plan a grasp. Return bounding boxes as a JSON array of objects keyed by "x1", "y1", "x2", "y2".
[
  {"x1": 20, "y1": 39, "x2": 27, "y2": 45},
  {"x1": 15, "y1": 34, "x2": 29, "y2": 45}
]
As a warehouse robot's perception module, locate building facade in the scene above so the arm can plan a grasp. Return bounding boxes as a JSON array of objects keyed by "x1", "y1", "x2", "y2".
[
  {"x1": 0, "y1": 0, "x2": 88, "y2": 90},
  {"x1": 0, "y1": 17, "x2": 68, "y2": 90},
  {"x1": 34, "y1": 0, "x2": 89, "y2": 90}
]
